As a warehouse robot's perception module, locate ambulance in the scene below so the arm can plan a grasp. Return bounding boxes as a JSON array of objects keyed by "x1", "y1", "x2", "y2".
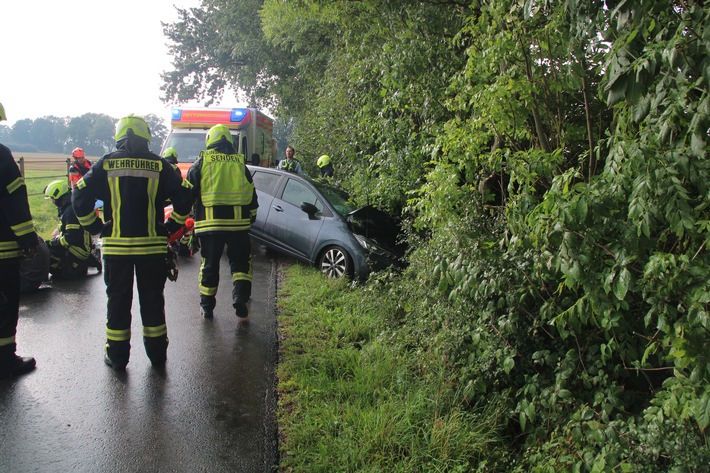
[{"x1": 160, "y1": 107, "x2": 276, "y2": 177}]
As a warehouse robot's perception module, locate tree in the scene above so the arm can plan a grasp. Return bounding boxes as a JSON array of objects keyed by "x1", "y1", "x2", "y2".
[
  {"x1": 67, "y1": 113, "x2": 116, "y2": 155},
  {"x1": 160, "y1": 0, "x2": 291, "y2": 109},
  {"x1": 29, "y1": 116, "x2": 67, "y2": 153},
  {"x1": 144, "y1": 113, "x2": 168, "y2": 154},
  {"x1": 0, "y1": 124, "x2": 9, "y2": 143},
  {"x1": 10, "y1": 119, "x2": 34, "y2": 150}
]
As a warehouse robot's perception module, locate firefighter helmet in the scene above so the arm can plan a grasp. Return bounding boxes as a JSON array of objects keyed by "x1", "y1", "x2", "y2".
[
  {"x1": 115, "y1": 114, "x2": 151, "y2": 142},
  {"x1": 0, "y1": 102, "x2": 6, "y2": 122},
  {"x1": 72, "y1": 147, "x2": 85, "y2": 158},
  {"x1": 205, "y1": 124, "x2": 234, "y2": 149},
  {"x1": 44, "y1": 179, "x2": 70, "y2": 200},
  {"x1": 162, "y1": 147, "x2": 178, "y2": 163},
  {"x1": 317, "y1": 155, "x2": 331, "y2": 168}
]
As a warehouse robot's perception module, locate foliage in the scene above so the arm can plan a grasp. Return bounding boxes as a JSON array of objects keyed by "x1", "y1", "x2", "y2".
[
  {"x1": 0, "y1": 124, "x2": 10, "y2": 142},
  {"x1": 143, "y1": 113, "x2": 169, "y2": 154},
  {"x1": 66, "y1": 113, "x2": 117, "y2": 155},
  {"x1": 1, "y1": 112, "x2": 168, "y2": 156},
  {"x1": 161, "y1": 0, "x2": 292, "y2": 109},
  {"x1": 163, "y1": 0, "x2": 710, "y2": 469},
  {"x1": 421, "y1": 0, "x2": 710, "y2": 469}
]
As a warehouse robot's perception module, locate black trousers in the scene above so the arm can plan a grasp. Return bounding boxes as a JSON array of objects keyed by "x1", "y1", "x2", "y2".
[
  {"x1": 48, "y1": 245, "x2": 88, "y2": 278},
  {"x1": 104, "y1": 257, "x2": 168, "y2": 364},
  {"x1": 0, "y1": 260, "x2": 21, "y2": 359},
  {"x1": 198, "y1": 231, "x2": 252, "y2": 310}
]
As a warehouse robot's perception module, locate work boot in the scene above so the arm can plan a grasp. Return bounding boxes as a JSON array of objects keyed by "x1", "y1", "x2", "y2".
[
  {"x1": 85, "y1": 252, "x2": 102, "y2": 273},
  {"x1": 234, "y1": 299, "x2": 248, "y2": 318},
  {"x1": 200, "y1": 295, "x2": 216, "y2": 319},
  {"x1": 104, "y1": 354, "x2": 127, "y2": 371},
  {"x1": 0, "y1": 354, "x2": 36, "y2": 378},
  {"x1": 200, "y1": 307, "x2": 213, "y2": 319},
  {"x1": 104, "y1": 342, "x2": 129, "y2": 370},
  {"x1": 144, "y1": 336, "x2": 168, "y2": 367}
]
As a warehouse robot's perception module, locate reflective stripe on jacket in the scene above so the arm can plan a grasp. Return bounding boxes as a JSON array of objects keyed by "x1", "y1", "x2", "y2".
[
  {"x1": 72, "y1": 149, "x2": 193, "y2": 258},
  {"x1": 187, "y1": 149, "x2": 258, "y2": 235},
  {"x1": 198, "y1": 149, "x2": 253, "y2": 207},
  {"x1": 56, "y1": 201, "x2": 92, "y2": 260},
  {"x1": 0, "y1": 144, "x2": 36, "y2": 261}
]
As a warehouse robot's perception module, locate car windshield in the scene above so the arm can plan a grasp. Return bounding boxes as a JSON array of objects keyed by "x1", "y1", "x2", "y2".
[{"x1": 311, "y1": 180, "x2": 358, "y2": 216}]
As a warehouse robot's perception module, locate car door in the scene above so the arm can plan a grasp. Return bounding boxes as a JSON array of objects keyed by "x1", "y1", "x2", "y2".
[
  {"x1": 263, "y1": 177, "x2": 326, "y2": 262},
  {"x1": 249, "y1": 169, "x2": 282, "y2": 245}
]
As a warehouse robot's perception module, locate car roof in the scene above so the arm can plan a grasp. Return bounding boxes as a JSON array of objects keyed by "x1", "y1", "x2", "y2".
[{"x1": 247, "y1": 165, "x2": 334, "y2": 189}]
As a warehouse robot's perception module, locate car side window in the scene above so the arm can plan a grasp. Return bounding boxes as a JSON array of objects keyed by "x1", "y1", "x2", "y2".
[
  {"x1": 282, "y1": 179, "x2": 324, "y2": 214},
  {"x1": 251, "y1": 171, "x2": 281, "y2": 197}
]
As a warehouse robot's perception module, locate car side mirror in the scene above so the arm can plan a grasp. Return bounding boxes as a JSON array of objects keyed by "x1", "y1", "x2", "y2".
[{"x1": 300, "y1": 202, "x2": 319, "y2": 219}]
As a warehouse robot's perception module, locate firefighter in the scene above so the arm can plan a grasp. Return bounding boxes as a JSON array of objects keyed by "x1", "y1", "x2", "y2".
[
  {"x1": 162, "y1": 147, "x2": 182, "y2": 177},
  {"x1": 68, "y1": 147, "x2": 91, "y2": 188},
  {"x1": 187, "y1": 124, "x2": 258, "y2": 319},
  {"x1": 43, "y1": 179, "x2": 101, "y2": 277},
  {"x1": 0, "y1": 101, "x2": 37, "y2": 378},
  {"x1": 72, "y1": 114, "x2": 193, "y2": 370},
  {"x1": 277, "y1": 145, "x2": 304, "y2": 174},
  {"x1": 317, "y1": 154, "x2": 334, "y2": 178}
]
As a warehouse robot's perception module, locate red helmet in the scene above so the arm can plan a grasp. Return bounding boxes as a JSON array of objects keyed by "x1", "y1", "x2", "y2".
[{"x1": 72, "y1": 147, "x2": 85, "y2": 158}]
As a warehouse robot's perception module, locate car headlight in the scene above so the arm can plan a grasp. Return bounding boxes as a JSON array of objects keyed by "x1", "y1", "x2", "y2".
[{"x1": 354, "y1": 234, "x2": 392, "y2": 257}]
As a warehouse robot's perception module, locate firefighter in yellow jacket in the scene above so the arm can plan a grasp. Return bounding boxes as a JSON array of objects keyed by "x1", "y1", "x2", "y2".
[
  {"x1": 187, "y1": 124, "x2": 258, "y2": 319},
  {"x1": 72, "y1": 114, "x2": 193, "y2": 370},
  {"x1": 0, "y1": 101, "x2": 37, "y2": 378}
]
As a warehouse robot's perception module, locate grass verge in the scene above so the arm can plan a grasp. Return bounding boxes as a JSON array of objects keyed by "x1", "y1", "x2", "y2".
[
  {"x1": 276, "y1": 263, "x2": 507, "y2": 472},
  {"x1": 25, "y1": 169, "x2": 67, "y2": 240}
]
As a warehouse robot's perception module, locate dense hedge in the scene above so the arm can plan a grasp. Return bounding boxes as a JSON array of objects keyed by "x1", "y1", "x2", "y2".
[{"x1": 163, "y1": 0, "x2": 709, "y2": 468}]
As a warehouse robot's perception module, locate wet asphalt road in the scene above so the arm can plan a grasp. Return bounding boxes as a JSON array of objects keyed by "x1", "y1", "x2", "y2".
[{"x1": 0, "y1": 245, "x2": 279, "y2": 472}]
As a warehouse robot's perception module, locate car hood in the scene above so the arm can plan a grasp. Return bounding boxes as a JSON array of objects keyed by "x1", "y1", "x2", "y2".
[{"x1": 346, "y1": 206, "x2": 403, "y2": 254}]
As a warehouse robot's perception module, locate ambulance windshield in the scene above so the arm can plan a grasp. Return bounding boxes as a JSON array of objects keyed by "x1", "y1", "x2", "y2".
[{"x1": 163, "y1": 131, "x2": 241, "y2": 163}]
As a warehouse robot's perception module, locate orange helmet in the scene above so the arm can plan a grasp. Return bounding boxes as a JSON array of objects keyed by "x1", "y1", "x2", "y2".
[{"x1": 72, "y1": 147, "x2": 85, "y2": 158}]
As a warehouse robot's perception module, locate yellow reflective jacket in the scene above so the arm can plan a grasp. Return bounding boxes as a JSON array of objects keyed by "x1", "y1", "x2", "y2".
[{"x1": 187, "y1": 148, "x2": 258, "y2": 234}]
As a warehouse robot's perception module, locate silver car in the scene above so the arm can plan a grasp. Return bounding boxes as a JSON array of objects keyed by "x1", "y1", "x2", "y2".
[{"x1": 247, "y1": 166, "x2": 402, "y2": 278}]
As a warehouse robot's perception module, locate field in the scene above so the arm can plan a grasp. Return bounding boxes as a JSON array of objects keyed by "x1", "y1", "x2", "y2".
[{"x1": 14, "y1": 152, "x2": 76, "y2": 239}]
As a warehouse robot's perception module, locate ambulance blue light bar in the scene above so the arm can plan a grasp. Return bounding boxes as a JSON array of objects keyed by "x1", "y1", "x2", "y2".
[{"x1": 171, "y1": 108, "x2": 251, "y2": 129}]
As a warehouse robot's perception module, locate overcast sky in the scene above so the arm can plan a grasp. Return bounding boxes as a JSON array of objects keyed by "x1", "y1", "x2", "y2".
[{"x1": 0, "y1": 0, "x2": 239, "y2": 127}]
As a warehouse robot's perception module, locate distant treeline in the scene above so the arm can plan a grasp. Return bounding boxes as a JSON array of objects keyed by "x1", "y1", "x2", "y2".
[{"x1": 0, "y1": 112, "x2": 168, "y2": 156}]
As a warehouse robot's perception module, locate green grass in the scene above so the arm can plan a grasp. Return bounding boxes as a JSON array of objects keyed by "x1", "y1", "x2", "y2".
[
  {"x1": 25, "y1": 169, "x2": 67, "y2": 240},
  {"x1": 276, "y1": 264, "x2": 507, "y2": 472}
]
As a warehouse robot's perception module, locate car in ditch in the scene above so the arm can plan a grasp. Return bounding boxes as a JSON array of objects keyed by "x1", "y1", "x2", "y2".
[{"x1": 247, "y1": 165, "x2": 403, "y2": 278}]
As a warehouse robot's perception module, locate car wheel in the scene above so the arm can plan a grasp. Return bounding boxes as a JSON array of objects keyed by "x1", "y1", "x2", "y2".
[{"x1": 318, "y1": 246, "x2": 353, "y2": 278}]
